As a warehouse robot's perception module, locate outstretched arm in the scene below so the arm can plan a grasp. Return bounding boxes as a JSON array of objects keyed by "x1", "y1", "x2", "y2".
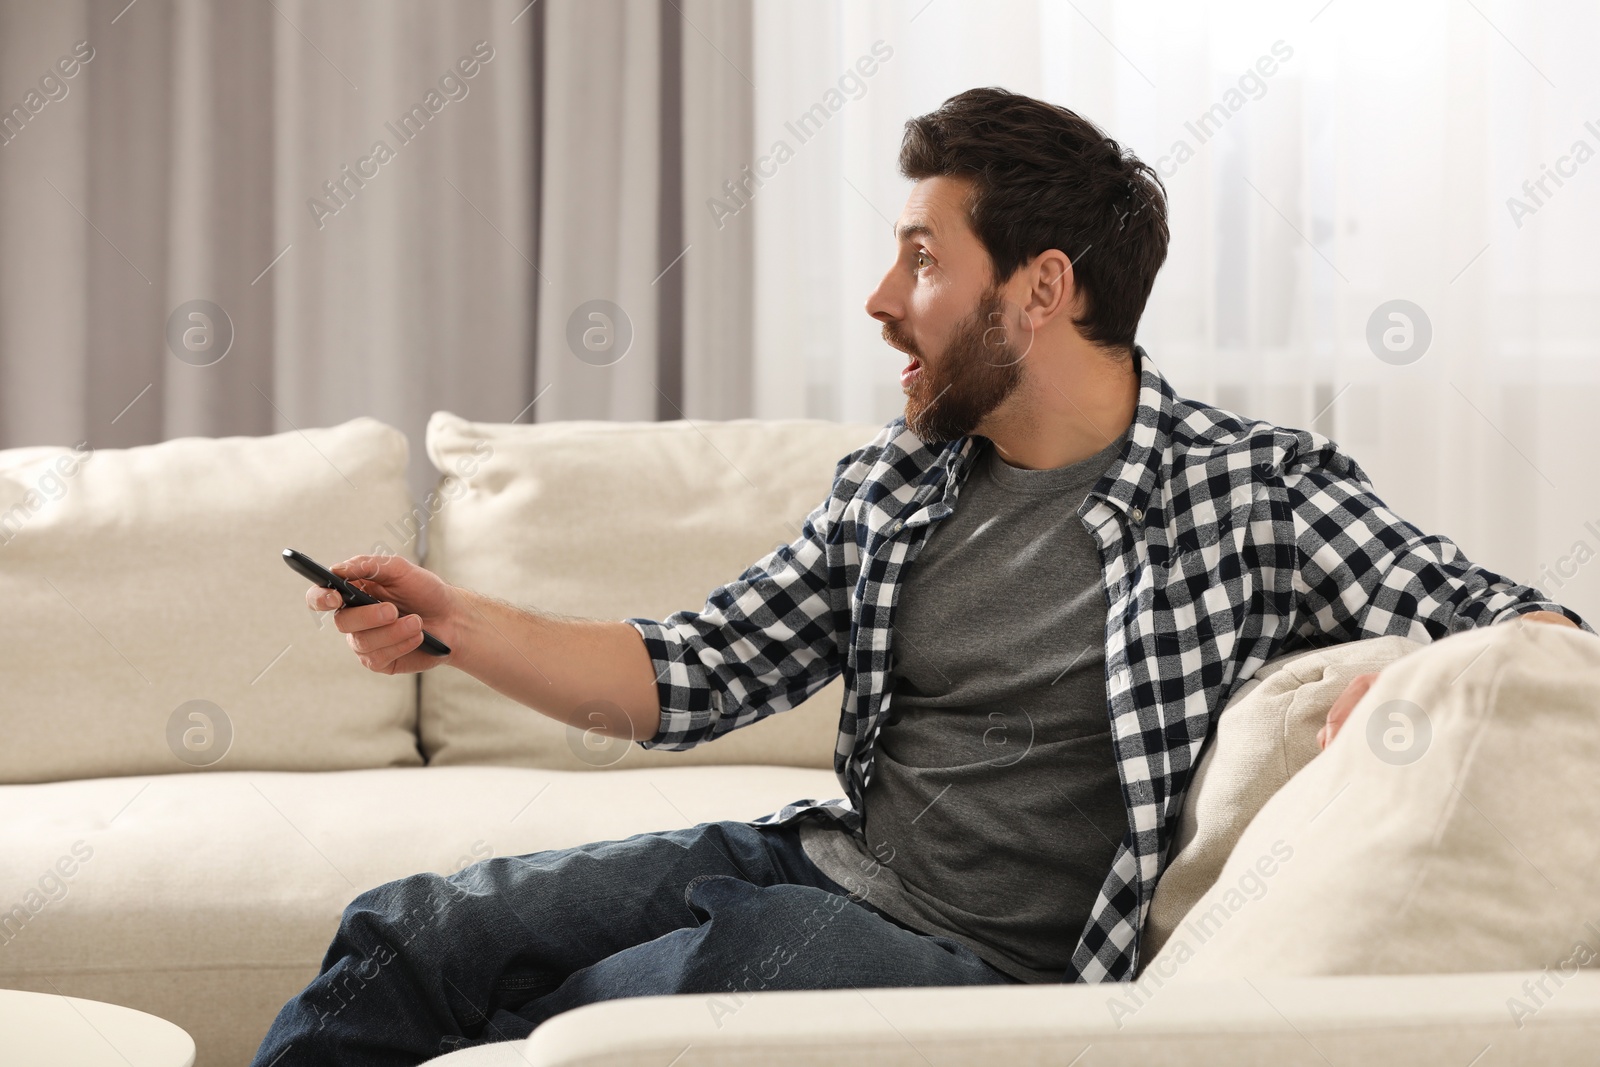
[
  {"x1": 307, "y1": 554, "x2": 662, "y2": 743},
  {"x1": 314, "y1": 433, "x2": 871, "y2": 750},
  {"x1": 309, "y1": 484, "x2": 852, "y2": 750},
  {"x1": 1287, "y1": 465, "x2": 1588, "y2": 641}
]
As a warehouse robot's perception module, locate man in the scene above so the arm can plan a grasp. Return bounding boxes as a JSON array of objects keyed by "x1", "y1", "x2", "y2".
[{"x1": 253, "y1": 88, "x2": 1585, "y2": 1065}]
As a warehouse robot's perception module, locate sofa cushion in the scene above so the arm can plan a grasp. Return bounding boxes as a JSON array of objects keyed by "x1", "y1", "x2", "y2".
[
  {"x1": 0, "y1": 763, "x2": 840, "y2": 1067},
  {"x1": 420, "y1": 411, "x2": 880, "y2": 771},
  {"x1": 0, "y1": 418, "x2": 422, "y2": 783},
  {"x1": 1144, "y1": 619, "x2": 1600, "y2": 980},
  {"x1": 1142, "y1": 635, "x2": 1423, "y2": 959}
]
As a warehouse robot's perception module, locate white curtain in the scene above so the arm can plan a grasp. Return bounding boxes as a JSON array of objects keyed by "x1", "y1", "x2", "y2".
[{"x1": 751, "y1": 0, "x2": 1600, "y2": 624}]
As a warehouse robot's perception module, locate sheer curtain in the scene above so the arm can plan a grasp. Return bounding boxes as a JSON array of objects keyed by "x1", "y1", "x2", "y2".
[{"x1": 750, "y1": 0, "x2": 1600, "y2": 623}]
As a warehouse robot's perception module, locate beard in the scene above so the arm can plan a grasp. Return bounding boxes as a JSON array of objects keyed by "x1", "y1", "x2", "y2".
[{"x1": 883, "y1": 284, "x2": 1026, "y2": 444}]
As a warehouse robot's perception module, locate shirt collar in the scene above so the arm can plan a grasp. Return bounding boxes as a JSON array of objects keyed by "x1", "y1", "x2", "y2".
[{"x1": 1087, "y1": 344, "x2": 1173, "y2": 525}]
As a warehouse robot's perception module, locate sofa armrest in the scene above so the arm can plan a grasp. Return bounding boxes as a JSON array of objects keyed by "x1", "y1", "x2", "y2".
[{"x1": 460, "y1": 972, "x2": 1600, "y2": 1066}]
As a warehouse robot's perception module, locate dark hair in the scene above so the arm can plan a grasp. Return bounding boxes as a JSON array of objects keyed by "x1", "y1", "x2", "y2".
[{"x1": 898, "y1": 87, "x2": 1169, "y2": 351}]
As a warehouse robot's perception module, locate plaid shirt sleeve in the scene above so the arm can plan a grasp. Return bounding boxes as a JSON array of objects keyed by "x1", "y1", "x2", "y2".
[
  {"x1": 624, "y1": 490, "x2": 852, "y2": 751},
  {"x1": 1285, "y1": 459, "x2": 1591, "y2": 641}
]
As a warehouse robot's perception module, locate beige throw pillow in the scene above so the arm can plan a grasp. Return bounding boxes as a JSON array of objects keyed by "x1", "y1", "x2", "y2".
[
  {"x1": 1144, "y1": 619, "x2": 1600, "y2": 981},
  {"x1": 0, "y1": 418, "x2": 424, "y2": 783},
  {"x1": 419, "y1": 412, "x2": 881, "y2": 771},
  {"x1": 1143, "y1": 635, "x2": 1424, "y2": 959}
]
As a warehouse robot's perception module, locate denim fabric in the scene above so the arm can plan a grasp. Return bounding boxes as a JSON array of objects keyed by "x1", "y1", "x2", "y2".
[{"x1": 250, "y1": 818, "x2": 1019, "y2": 1066}]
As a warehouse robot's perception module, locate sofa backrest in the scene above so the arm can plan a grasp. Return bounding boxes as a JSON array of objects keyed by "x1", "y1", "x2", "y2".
[
  {"x1": 0, "y1": 418, "x2": 424, "y2": 783},
  {"x1": 420, "y1": 411, "x2": 882, "y2": 772}
]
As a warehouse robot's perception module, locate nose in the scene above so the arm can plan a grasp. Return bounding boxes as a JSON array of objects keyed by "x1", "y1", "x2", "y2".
[{"x1": 864, "y1": 264, "x2": 902, "y2": 325}]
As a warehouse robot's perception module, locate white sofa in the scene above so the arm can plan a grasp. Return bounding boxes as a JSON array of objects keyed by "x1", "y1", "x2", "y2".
[{"x1": 3, "y1": 414, "x2": 1598, "y2": 1067}]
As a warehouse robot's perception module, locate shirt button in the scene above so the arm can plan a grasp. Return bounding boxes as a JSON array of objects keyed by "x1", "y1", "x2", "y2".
[
  {"x1": 891, "y1": 520, "x2": 904, "y2": 533},
  {"x1": 1130, "y1": 506, "x2": 1144, "y2": 524}
]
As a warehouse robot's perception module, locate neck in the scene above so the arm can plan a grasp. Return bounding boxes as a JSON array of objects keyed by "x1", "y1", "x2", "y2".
[{"x1": 980, "y1": 341, "x2": 1140, "y2": 470}]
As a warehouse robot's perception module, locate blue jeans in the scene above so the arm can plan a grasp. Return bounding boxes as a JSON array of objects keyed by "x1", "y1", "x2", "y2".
[{"x1": 250, "y1": 818, "x2": 1019, "y2": 1066}]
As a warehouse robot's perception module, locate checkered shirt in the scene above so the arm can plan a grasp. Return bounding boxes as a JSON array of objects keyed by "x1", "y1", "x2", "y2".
[{"x1": 625, "y1": 346, "x2": 1587, "y2": 983}]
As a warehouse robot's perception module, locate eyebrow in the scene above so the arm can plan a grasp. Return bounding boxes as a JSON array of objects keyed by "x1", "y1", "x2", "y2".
[{"x1": 893, "y1": 221, "x2": 936, "y2": 242}]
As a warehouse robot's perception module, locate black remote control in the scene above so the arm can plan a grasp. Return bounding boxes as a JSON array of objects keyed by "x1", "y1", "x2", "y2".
[{"x1": 282, "y1": 548, "x2": 451, "y2": 656}]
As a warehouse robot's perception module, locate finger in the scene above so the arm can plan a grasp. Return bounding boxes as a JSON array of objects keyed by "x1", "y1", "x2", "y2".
[
  {"x1": 357, "y1": 628, "x2": 426, "y2": 674},
  {"x1": 345, "y1": 577, "x2": 391, "y2": 601},
  {"x1": 306, "y1": 585, "x2": 343, "y2": 611},
  {"x1": 345, "y1": 612, "x2": 420, "y2": 653},
  {"x1": 1326, "y1": 673, "x2": 1376, "y2": 726},
  {"x1": 1325, "y1": 700, "x2": 1354, "y2": 732},
  {"x1": 331, "y1": 554, "x2": 409, "y2": 586},
  {"x1": 382, "y1": 646, "x2": 436, "y2": 676},
  {"x1": 333, "y1": 600, "x2": 402, "y2": 636},
  {"x1": 1322, "y1": 673, "x2": 1379, "y2": 748}
]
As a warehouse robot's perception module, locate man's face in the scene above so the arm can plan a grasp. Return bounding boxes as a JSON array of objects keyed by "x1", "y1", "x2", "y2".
[{"x1": 865, "y1": 175, "x2": 1028, "y2": 443}]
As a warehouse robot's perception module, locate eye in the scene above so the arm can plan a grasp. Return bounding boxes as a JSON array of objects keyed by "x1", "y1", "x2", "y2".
[{"x1": 914, "y1": 249, "x2": 932, "y2": 271}]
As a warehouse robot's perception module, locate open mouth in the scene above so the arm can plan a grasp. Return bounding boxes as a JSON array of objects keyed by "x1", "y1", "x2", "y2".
[{"x1": 900, "y1": 356, "x2": 922, "y2": 388}]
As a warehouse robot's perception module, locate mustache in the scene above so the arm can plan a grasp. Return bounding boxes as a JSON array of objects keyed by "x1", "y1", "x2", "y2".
[{"x1": 881, "y1": 322, "x2": 920, "y2": 359}]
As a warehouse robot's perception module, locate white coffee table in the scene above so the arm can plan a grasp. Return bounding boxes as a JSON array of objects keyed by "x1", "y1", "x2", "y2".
[{"x1": 0, "y1": 989, "x2": 194, "y2": 1067}]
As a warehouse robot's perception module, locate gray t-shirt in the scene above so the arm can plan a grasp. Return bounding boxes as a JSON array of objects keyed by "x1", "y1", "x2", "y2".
[{"x1": 800, "y1": 432, "x2": 1129, "y2": 983}]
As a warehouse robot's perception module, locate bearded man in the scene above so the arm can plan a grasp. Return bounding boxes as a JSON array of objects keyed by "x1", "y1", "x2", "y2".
[{"x1": 253, "y1": 87, "x2": 1585, "y2": 1067}]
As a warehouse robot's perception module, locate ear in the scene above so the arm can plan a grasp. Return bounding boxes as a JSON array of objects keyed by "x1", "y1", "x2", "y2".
[{"x1": 1018, "y1": 249, "x2": 1077, "y2": 332}]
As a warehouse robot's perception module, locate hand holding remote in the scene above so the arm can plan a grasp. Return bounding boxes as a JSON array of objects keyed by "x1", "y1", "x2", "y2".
[{"x1": 285, "y1": 549, "x2": 460, "y2": 673}]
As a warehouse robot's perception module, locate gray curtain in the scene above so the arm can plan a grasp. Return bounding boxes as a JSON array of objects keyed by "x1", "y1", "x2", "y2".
[
  {"x1": 534, "y1": 0, "x2": 753, "y2": 424},
  {"x1": 0, "y1": 0, "x2": 754, "y2": 501}
]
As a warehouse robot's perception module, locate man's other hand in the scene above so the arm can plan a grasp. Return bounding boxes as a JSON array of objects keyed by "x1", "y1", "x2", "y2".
[
  {"x1": 1318, "y1": 611, "x2": 1580, "y2": 750},
  {"x1": 1318, "y1": 672, "x2": 1379, "y2": 751},
  {"x1": 1520, "y1": 610, "x2": 1579, "y2": 629}
]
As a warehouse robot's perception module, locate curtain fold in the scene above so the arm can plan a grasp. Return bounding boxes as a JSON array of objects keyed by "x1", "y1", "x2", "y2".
[
  {"x1": 269, "y1": 0, "x2": 537, "y2": 504},
  {"x1": 532, "y1": 0, "x2": 753, "y2": 423},
  {"x1": 532, "y1": 0, "x2": 663, "y2": 423},
  {"x1": 679, "y1": 0, "x2": 754, "y2": 421}
]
